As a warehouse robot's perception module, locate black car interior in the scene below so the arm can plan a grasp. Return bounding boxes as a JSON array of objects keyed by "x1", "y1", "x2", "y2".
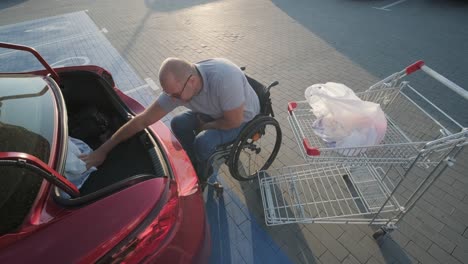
[{"x1": 58, "y1": 71, "x2": 168, "y2": 197}]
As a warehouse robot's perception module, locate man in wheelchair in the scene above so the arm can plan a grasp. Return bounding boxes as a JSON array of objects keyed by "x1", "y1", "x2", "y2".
[
  {"x1": 159, "y1": 58, "x2": 262, "y2": 179},
  {"x1": 81, "y1": 57, "x2": 261, "y2": 181}
]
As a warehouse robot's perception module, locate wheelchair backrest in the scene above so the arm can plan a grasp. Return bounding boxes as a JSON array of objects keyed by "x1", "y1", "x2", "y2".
[{"x1": 245, "y1": 74, "x2": 273, "y2": 116}]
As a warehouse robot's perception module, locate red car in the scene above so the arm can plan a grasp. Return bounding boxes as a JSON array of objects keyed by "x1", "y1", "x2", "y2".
[{"x1": 0, "y1": 42, "x2": 210, "y2": 263}]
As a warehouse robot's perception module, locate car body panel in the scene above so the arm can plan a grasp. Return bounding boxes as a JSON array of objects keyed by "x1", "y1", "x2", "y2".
[
  {"x1": 147, "y1": 192, "x2": 211, "y2": 263},
  {"x1": 0, "y1": 178, "x2": 167, "y2": 263}
]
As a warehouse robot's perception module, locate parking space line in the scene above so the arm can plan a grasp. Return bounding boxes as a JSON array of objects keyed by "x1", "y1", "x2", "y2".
[
  {"x1": 373, "y1": 0, "x2": 407, "y2": 11},
  {"x1": 0, "y1": 32, "x2": 95, "y2": 57},
  {"x1": 0, "y1": 10, "x2": 149, "y2": 107},
  {"x1": 123, "y1": 84, "x2": 150, "y2": 95},
  {"x1": 144, "y1": 77, "x2": 160, "y2": 92},
  {"x1": 124, "y1": 78, "x2": 159, "y2": 95}
]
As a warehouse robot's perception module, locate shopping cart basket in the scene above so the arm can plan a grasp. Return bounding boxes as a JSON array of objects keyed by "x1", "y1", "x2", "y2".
[
  {"x1": 258, "y1": 61, "x2": 468, "y2": 239},
  {"x1": 287, "y1": 61, "x2": 467, "y2": 166}
]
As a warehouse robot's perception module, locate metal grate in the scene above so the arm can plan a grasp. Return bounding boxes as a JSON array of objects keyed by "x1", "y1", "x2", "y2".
[
  {"x1": 258, "y1": 164, "x2": 400, "y2": 225},
  {"x1": 287, "y1": 86, "x2": 456, "y2": 166}
]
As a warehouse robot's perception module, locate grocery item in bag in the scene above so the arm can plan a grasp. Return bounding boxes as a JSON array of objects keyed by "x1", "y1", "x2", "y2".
[
  {"x1": 305, "y1": 82, "x2": 387, "y2": 155},
  {"x1": 65, "y1": 137, "x2": 97, "y2": 189}
]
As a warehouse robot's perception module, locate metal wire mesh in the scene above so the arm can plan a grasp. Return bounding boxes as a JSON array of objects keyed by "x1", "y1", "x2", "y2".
[
  {"x1": 288, "y1": 85, "x2": 465, "y2": 166},
  {"x1": 258, "y1": 164, "x2": 401, "y2": 226}
]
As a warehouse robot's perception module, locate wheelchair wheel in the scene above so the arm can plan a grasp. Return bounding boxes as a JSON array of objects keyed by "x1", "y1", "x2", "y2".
[{"x1": 228, "y1": 116, "x2": 282, "y2": 181}]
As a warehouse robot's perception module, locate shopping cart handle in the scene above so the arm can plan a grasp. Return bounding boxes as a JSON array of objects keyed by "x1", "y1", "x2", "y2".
[
  {"x1": 288, "y1": 102, "x2": 297, "y2": 114},
  {"x1": 303, "y1": 139, "x2": 320, "y2": 156},
  {"x1": 405, "y1": 60, "x2": 425, "y2": 75}
]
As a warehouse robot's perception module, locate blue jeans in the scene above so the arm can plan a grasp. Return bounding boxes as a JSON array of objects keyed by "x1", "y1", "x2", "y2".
[{"x1": 170, "y1": 110, "x2": 245, "y2": 179}]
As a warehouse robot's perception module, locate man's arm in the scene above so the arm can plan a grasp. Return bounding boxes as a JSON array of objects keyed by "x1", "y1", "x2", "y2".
[
  {"x1": 201, "y1": 104, "x2": 244, "y2": 130},
  {"x1": 80, "y1": 101, "x2": 168, "y2": 169}
]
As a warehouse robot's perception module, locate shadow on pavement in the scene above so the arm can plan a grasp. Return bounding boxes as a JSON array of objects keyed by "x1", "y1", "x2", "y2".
[
  {"x1": 205, "y1": 182, "x2": 232, "y2": 264},
  {"x1": 270, "y1": 0, "x2": 468, "y2": 74},
  {"x1": 233, "y1": 159, "x2": 413, "y2": 263},
  {"x1": 270, "y1": 0, "x2": 468, "y2": 126},
  {"x1": 120, "y1": 9, "x2": 152, "y2": 59},
  {"x1": 144, "y1": 0, "x2": 219, "y2": 13},
  {"x1": 204, "y1": 171, "x2": 297, "y2": 264},
  {"x1": 424, "y1": 0, "x2": 468, "y2": 7},
  {"x1": 236, "y1": 176, "x2": 320, "y2": 263},
  {"x1": 205, "y1": 168, "x2": 412, "y2": 264},
  {"x1": 121, "y1": 0, "x2": 218, "y2": 59},
  {"x1": 0, "y1": 0, "x2": 28, "y2": 11},
  {"x1": 379, "y1": 237, "x2": 413, "y2": 264}
]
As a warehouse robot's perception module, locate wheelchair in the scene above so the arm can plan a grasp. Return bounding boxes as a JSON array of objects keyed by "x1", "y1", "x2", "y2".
[{"x1": 201, "y1": 68, "x2": 282, "y2": 196}]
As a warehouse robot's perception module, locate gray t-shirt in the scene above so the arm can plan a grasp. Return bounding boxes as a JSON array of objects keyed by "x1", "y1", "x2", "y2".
[{"x1": 157, "y1": 58, "x2": 260, "y2": 122}]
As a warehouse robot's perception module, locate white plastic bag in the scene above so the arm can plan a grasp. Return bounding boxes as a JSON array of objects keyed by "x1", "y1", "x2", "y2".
[
  {"x1": 305, "y1": 82, "x2": 387, "y2": 156},
  {"x1": 65, "y1": 137, "x2": 97, "y2": 189}
]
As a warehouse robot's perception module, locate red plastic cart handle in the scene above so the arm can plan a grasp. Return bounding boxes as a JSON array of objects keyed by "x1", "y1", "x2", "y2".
[
  {"x1": 405, "y1": 60, "x2": 425, "y2": 75},
  {"x1": 303, "y1": 139, "x2": 320, "y2": 156},
  {"x1": 288, "y1": 102, "x2": 297, "y2": 114}
]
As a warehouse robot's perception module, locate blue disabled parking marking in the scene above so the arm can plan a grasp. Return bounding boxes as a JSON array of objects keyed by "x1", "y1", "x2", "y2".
[
  {"x1": 0, "y1": 12, "x2": 292, "y2": 263},
  {"x1": 205, "y1": 176, "x2": 293, "y2": 264},
  {"x1": 0, "y1": 11, "x2": 159, "y2": 110}
]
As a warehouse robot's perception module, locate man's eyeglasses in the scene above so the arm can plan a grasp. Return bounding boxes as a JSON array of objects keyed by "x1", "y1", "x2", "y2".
[{"x1": 165, "y1": 74, "x2": 192, "y2": 99}]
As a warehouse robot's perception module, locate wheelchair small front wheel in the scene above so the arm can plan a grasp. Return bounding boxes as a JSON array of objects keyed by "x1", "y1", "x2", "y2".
[{"x1": 228, "y1": 116, "x2": 282, "y2": 181}]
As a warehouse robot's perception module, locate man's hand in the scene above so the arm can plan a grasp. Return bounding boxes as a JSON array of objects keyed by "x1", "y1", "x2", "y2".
[{"x1": 79, "y1": 149, "x2": 107, "y2": 170}]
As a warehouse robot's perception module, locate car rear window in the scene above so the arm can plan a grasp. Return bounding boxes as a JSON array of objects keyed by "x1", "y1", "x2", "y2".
[
  {"x1": 0, "y1": 76, "x2": 55, "y2": 152},
  {"x1": 0, "y1": 75, "x2": 55, "y2": 234}
]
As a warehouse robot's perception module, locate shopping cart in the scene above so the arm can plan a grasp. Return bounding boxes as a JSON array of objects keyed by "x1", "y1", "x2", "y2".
[{"x1": 258, "y1": 61, "x2": 468, "y2": 239}]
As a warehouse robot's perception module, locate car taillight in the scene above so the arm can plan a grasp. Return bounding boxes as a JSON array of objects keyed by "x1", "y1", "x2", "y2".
[{"x1": 107, "y1": 184, "x2": 179, "y2": 264}]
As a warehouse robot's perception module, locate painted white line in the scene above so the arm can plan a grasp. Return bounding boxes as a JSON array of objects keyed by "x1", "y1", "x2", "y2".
[
  {"x1": 101, "y1": 28, "x2": 108, "y2": 33},
  {"x1": 373, "y1": 0, "x2": 407, "y2": 11},
  {"x1": 0, "y1": 32, "x2": 94, "y2": 57},
  {"x1": 50, "y1": 56, "x2": 90, "y2": 67},
  {"x1": 123, "y1": 84, "x2": 149, "y2": 95},
  {"x1": 25, "y1": 23, "x2": 70, "y2": 32},
  {"x1": 372, "y1": 7, "x2": 391, "y2": 11},
  {"x1": 144, "y1": 78, "x2": 160, "y2": 91},
  {"x1": 123, "y1": 78, "x2": 160, "y2": 95}
]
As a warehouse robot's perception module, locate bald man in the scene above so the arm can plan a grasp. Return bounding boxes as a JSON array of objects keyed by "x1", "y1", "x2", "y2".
[{"x1": 81, "y1": 58, "x2": 260, "y2": 180}]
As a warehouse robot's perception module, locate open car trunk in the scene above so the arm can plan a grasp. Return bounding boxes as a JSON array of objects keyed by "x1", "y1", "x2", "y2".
[{"x1": 59, "y1": 71, "x2": 166, "y2": 196}]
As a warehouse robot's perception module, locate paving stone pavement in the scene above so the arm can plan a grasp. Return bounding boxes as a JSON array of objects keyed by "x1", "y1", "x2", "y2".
[{"x1": 1, "y1": 0, "x2": 467, "y2": 263}]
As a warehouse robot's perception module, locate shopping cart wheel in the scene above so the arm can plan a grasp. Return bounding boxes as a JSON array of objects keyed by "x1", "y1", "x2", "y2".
[{"x1": 372, "y1": 228, "x2": 387, "y2": 240}]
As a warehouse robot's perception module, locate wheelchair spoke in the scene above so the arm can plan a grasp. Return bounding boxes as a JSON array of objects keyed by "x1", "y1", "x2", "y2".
[{"x1": 229, "y1": 116, "x2": 282, "y2": 181}]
